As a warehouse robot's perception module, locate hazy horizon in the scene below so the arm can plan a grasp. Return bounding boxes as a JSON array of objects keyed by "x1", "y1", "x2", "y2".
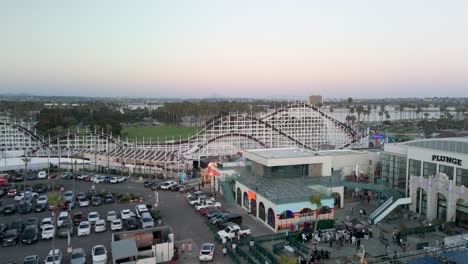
[{"x1": 1, "y1": 0, "x2": 468, "y2": 98}]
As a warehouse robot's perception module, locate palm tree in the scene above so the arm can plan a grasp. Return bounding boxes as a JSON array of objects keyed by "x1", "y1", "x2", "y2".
[
  {"x1": 308, "y1": 194, "x2": 322, "y2": 259},
  {"x1": 48, "y1": 192, "x2": 62, "y2": 264},
  {"x1": 356, "y1": 105, "x2": 364, "y2": 123},
  {"x1": 310, "y1": 194, "x2": 323, "y2": 231},
  {"x1": 378, "y1": 111, "x2": 384, "y2": 122}
]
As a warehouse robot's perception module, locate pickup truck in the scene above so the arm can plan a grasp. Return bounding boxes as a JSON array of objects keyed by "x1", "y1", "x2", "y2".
[
  {"x1": 189, "y1": 195, "x2": 215, "y2": 206},
  {"x1": 195, "y1": 200, "x2": 221, "y2": 211},
  {"x1": 217, "y1": 224, "x2": 251, "y2": 240}
]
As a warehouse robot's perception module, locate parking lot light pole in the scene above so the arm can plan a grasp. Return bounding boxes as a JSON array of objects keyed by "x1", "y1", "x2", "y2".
[{"x1": 154, "y1": 191, "x2": 159, "y2": 208}]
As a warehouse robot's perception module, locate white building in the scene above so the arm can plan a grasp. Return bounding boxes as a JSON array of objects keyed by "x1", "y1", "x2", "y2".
[
  {"x1": 382, "y1": 138, "x2": 468, "y2": 228},
  {"x1": 208, "y1": 148, "x2": 379, "y2": 232}
]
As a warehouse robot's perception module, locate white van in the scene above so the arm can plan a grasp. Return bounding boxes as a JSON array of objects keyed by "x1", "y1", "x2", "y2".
[{"x1": 37, "y1": 171, "x2": 48, "y2": 179}]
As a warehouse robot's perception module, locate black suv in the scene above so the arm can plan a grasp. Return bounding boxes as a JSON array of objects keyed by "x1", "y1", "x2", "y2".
[
  {"x1": 22, "y1": 226, "x2": 38, "y2": 245},
  {"x1": 2, "y1": 229, "x2": 19, "y2": 246},
  {"x1": 91, "y1": 196, "x2": 101, "y2": 206},
  {"x1": 34, "y1": 183, "x2": 48, "y2": 193},
  {"x1": 125, "y1": 217, "x2": 138, "y2": 230}
]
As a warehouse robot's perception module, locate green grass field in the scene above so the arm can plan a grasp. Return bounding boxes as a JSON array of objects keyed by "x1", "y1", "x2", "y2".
[{"x1": 122, "y1": 125, "x2": 200, "y2": 141}]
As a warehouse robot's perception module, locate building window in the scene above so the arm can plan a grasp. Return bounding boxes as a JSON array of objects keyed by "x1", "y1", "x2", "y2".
[
  {"x1": 267, "y1": 208, "x2": 275, "y2": 228},
  {"x1": 408, "y1": 159, "x2": 421, "y2": 177},
  {"x1": 437, "y1": 193, "x2": 448, "y2": 221},
  {"x1": 243, "y1": 192, "x2": 249, "y2": 209},
  {"x1": 236, "y1": 188, "x2": 241, "y2": 205},
  {"x1": 439, "y1": 165, "x2": 454, "y2": 180},
  {"x1": 423, "y1": 162, "x2": 437, "y2": 177},
  {"x1": 258, "y1": 202, "x2": 266, "y2": 221},
  {"x1": 456, "y1": 168, "x2": 468, "y2": 186},
  {"x1": 380, "y1": 153, "x2": 407, "y2": 194}
]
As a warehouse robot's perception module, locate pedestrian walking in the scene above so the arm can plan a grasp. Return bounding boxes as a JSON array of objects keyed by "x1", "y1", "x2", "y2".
[
  {"x1": 351, "y1": 235, "x2": 356, "y2": 246},
  {"x1": 222, "y1": 237, "x2": 227, "y2": 245},
  {"x1": 357, "y1": 239, "x2": 361, "y2": 250},
  {"x1": 222, "y1": 246, "x2": 227, "y2": 257},
  {"x1": 188, "y1": 242, "x2": 192, "y2": 254},
  {"x1": 232, "y1": 242, "x2": 237, "y2": 253},
  {"x1": 367, "y1": 195, "x2": 370, "y2": 203},
  {"x1": 329, "y1": 240, "x2": 333, "y2": 248}
]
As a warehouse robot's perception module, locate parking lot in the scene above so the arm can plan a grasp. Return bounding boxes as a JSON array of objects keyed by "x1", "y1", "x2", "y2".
[{"x1": 0, "y1": 175, "x2": 273, "y2": 264}]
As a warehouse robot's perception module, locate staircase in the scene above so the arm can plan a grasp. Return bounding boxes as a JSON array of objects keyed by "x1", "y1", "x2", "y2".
[
  {"x1": 368, "y1": 191, "x2": 411, "y2": 225},
  {"x1": 338, "y1": 178, "x2": 411, "y2": 225},
  {"x1": 219, "y1": 180, "x2": 235, "y2": 204}
]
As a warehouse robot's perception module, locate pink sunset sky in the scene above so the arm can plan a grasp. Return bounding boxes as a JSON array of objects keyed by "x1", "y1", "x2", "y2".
[{"x1": 1, "y1": 0, "x2": 467, "y2": 98}]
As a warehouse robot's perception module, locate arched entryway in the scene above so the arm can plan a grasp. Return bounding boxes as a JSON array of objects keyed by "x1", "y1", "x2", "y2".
[
  {"x1": 437, "y1": 192, "x2": 448, "y2": 221},
  {"x1": 267, "y1": 208, "x2": 275, "y2": 229},
  {"x1": 236, "y1": 188, "x2": 241, "y2": 205},
  {"x1": 251, "y1": 200, "x2": 257, "y2": 216},
  {"x1": 258, "y1": 202, "x2": 266, "y2": 221},
  {"x1": 456, "y1": 198, "x2": 467, "y2": 229},
  {"x1": 243, "y1": 192, "x2": 249, "y2": 209},
  {"x1": 415, "y1": 187, "x2": 427, "y2": 215}
]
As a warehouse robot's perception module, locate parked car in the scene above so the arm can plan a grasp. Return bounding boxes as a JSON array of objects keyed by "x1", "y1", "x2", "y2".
[
  {"x1": 199, "y1": 243, "x2": 215, "y2": 262},
  {"x1": 120, "y1": 209, "x2": 135, "y2": 220},
  {"x1": 14, "y1": 174, "x2": 24, "y2": 182},
  {"x1": 2, "y1": 229, "x2": 19, "y2": 246},
  {"x1": 88, "y1": 212, "x2": 100, "y2": 225},
  {"x1": 41, "y1": 217, "x2": 53, "y2": 230},
  {"x1": 71, "y1": 248, "x2": 86, "y2": 264},
  {"x1": 41, "y1": 225, "x2": 54, "y2": 240},
  {"x1": 72, "y1": 212, "x2": 85, "y2": 226},
  {"x1": 23, "y1": 255, "x2": 39, "y2": 264},
  {"x1": 57, "y1": 222, "x2": 73, "y2": 238},
  {"x1": 44, "y1": 249, "x2": 62, "y2": 264},
  {"x1": 27, "y1": 174, "x2": 37, "y2": 180},
  {"x1": 150, "y1": 182, "x2": 165, "y2": 191},
  {"x1": 135, "y1": 204, "x2": 149, "y2": 218},
  {"x1": 61, "y1": 172, "x2": 73, "y2": 179},
  {"x1": 93, "y1": 176, "x2": 105, "y2": 184},
  {"x1": 140, "y1": 212, "x2": 154, "y2": 229},
  {"x1": 14, "y1": 192, "x2": 25, "y2": 201},
  {"x1": 117, "y1": 176, "x2": 127, "y2": 183},
  {"x1": 106, "y1": 211, "x2": 117, "y2": 222},
  {"x1": 34, "y1": 183, "x2": 48, "y2": 193},
  {"x1": 170, "y1": 184, "x2": 180, "y2": 191},
  {"x1": 79, "y1": 197, "x2": 90, "y2": 207},
  {"x1": 19, "y1": 202, "x2": 33, "y2": 214},
  {"x1": 10, "y1": 219, "x2": 25, "y2": 233},
  {"x1": 94, "y1": 219, "x2": 106, "y2": 233},
  {"x1": 92, "y1": 245, "x2": 108, "y2": 264},
  {"x1": 57, "y1": 211, "x2": 69, "y2": 227},
  {"x1": 215, "y1": 214, "x2": 243, "y2": 228},
  {"x1": 109, "y1": 177, "x2": 118, "y2": 184},
  {"x1": 60, "y1": 199, "x2": 74, "y2": 211},
  {"x1": 25, "y1": 217, "x2": 39, "y2": 228},
  {"x1": 22, "y1": 225, "x2": 38, "y2": 244},
  {"x1": 195, "y1": 200, "x2": 222, "y2": 211},
  {"x1": 111, "y1": 219, "x2": 123, "y2": 231},
  {"x1": 104, "y1": 193, "x2": 114, "y2": 203},
  {"x1": 91, "y1": 196, "x2": 101, "y2": 206},
  {"x1": 124, "y1": 217, "x2": 138, "y2": 230},
  {"x1": 160, "y1": 181, "x2": 177, "y2": 190},
  {"x1": 77, "y1": 221, "x2": 91, "y2": 236},
  {"x1": 37, "y1": 171, "x2": 47, "y2": 179},
  {"x1": 62, "y1": 191, "x2": 74, "y2": 202},
  {"x1": 2, "y1": 204, "x2": 17, "y2": 215},
  {"x1": 7, "y1": 188, "x2": 17, "y2": 197},
  {"x1": 37, "y1": 195, "x2": 48, "y2": 205},
  {"x1": 76, "y1": 192, "x2": 86, "y2": 201},
  {"x1": 33, "y1": 203, "x2": 46, "y2": 212},
  {"x1": 209, "y1": 212, "x2": 230, "y2": 224}
]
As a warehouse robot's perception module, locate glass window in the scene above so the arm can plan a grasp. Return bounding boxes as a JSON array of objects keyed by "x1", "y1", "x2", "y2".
[
  {"x1": 423, "y1": 162, "x2": 437, "y2": 177},
  {"x1": 439, "y1": 165, "x2": 454, "y2": 180},
  {"x1": 409, "y1": 159, "x2": 421, "y2": 177},
  {"x1": 380, "y1": 153, "x2": 407, "y2": 195},
  {"x1": 456, "y1": 168, "x2": 468, "y2": 186}
]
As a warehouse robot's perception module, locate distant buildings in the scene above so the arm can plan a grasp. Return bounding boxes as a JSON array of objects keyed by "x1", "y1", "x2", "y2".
[{"x1": 309, "y1": 95, "x2": 323, "y2": 106}]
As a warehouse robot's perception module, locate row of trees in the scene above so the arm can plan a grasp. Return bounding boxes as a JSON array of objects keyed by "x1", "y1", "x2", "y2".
[{"x1": 336, "y1": 97, "x2": 468, "y2": 124}]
